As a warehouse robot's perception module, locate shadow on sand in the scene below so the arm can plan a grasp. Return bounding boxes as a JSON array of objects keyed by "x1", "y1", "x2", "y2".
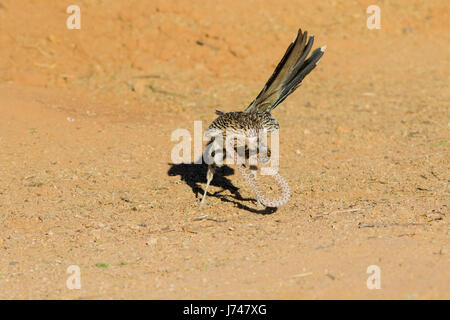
[{"x1": 167, "y1": 162, "x2": 277, "y2": 214}]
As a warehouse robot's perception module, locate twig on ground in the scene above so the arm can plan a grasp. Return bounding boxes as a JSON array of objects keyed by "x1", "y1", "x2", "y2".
[
  {"x1": 193, "y1": 215, "x2": 227, "y2": 222},
  {"x1": 314, "y1": 208, "x2": 363, "y2": 220},
  {"x1": 292, "y1": 272, "x2": 313, "y2": 278}
]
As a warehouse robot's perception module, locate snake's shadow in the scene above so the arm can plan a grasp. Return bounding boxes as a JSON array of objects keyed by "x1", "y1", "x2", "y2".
[{"x1": 167, "y1": 162, "x2": 277, "y2": 214}]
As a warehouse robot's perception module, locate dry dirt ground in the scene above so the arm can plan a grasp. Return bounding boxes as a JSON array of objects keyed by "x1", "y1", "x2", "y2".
[{"x1": 0, "y1": 0, "x2": 449, "y2": 299}]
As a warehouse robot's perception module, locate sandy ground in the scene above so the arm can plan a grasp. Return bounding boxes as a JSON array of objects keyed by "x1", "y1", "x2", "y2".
[{"x1": 0, "y1": 0, "x2": 449, "y2": 299}]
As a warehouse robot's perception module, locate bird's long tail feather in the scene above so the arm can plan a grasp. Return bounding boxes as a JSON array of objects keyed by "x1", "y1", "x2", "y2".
[{"x1": 245, "y1": 29, "x2": 325, "y2": 113}]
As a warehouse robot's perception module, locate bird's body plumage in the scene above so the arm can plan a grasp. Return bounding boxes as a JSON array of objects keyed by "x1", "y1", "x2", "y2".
[
  {"x1": 199, "y1": 28, "x2": 325, "y2": 209},
  {"x1": 206, "y1": 111, "x2": 279, "y2": 138}
]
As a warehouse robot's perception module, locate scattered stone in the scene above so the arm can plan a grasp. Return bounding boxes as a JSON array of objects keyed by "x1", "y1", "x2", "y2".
[
  {"x1": 326, "y1": 273, "x2": 335, "y2": 280},
  {"x1": 403, "y1": 26, "x2": 413, "y2": 34}
]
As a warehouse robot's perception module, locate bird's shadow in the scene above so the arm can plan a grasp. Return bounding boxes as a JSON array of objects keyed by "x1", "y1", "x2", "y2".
[{"x1": 167, "y1": 162, "x2": 277, "y2": 214}]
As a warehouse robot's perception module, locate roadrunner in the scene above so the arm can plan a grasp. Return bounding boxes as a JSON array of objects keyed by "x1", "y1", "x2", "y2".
[{"x1": 200, "y1": 28, "x2": 325, "y2": 209}]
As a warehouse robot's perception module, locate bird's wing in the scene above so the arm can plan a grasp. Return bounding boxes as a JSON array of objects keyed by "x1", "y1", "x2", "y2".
[{"x1": 245, "y1": 29, "x2": 325, "y2": 113}]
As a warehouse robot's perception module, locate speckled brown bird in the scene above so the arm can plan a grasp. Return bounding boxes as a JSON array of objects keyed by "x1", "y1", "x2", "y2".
[{"x1": 199, "y1": 28, "x2": 326, "y2": 208}]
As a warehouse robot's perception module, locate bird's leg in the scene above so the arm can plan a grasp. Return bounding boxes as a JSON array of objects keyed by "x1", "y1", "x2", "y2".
[
  {"x1": 256, "y1": 200, "x2": 265, "y2": 210},
  {"x1": 199, "y1": 164, "x2": 216, "y2": 209}
]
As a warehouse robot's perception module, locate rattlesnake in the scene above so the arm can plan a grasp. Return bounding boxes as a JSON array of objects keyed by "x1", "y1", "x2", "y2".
[{"x1": 237, "y1": 164, "x2": 290, "y2": 208}]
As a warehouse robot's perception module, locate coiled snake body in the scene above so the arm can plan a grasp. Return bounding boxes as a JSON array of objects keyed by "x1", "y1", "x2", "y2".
[{"x1": 237, "y1": 164, "x2": 290, "y2": 208}]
